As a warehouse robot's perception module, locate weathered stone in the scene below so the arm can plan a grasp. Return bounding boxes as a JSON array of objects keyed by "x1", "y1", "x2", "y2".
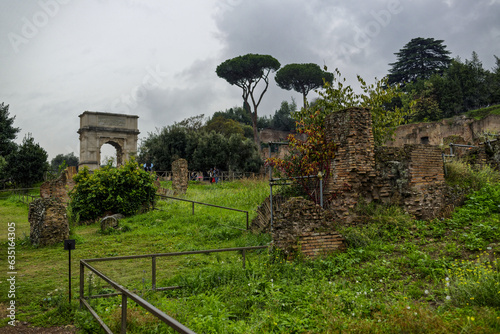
[
  {"x1": 100, "y1": 213, "x2": 124, "y2": 231},
  {"x1": 387, "y1": 114, "x2": 500, "y2": 147},
  {"x1": 40, "y1": 166, "x2": 77, "y2": 203},
  {"x1": 29, "y1": 198, "x2": 69, "y2": 247},
  {"x1": 272, "y1": 197, "x2": 345, "y2": 259},
  {"x1": 78, "y1": 111, "x2": 139, "y2": 171},
  {"x1": 172, "y1": 159, "x2": 188, "y2": 195},
  {"x1": 324, "y1": 107, "x2": 447, "y2": 222},
  {"x1": 250, "y1": 194, "x2": 286, "y2": 232}
]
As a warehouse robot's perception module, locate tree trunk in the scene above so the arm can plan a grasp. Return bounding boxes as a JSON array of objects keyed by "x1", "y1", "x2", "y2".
[{"x1": 245, "y1": 100, "x2": 261, "y2": 152}]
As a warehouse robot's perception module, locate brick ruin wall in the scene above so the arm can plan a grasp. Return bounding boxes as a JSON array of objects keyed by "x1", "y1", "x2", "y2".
[
  {"x1": 373, "y1": 145, "x2": 445, "y2": 220},
  {"x1": 33, "y1": 167, "x2": 75, "y2": 246},
  {"x1": 272, "y1": 197, "x2": 345, "y2": 258},
  {"x1": 40, "y1": 166, "x2": 77, "y2": 203},
  {"x1": 172, "y1": 158, "x2": 189, "y2": 195},
  {"x1": 324, "y1": 107, "x2": 377, "y2": 224},
  {"x1": 324, "y1": 107, "x2": 447, "y2": 222},
  {"x1": 29, "y1": 198, "x2": 69, "y2": 246},
  {"x1": 260, "y1": 108, "x2": 500, "y2": 257}
]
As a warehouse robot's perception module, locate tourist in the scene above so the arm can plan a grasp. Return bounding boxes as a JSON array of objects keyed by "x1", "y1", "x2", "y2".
[
  {"x1": 143, "y1": 162, "x2": 153, "y2": 172},
  {"x1": 214, "y1": 167, "x2": 220, "y2": 184}
]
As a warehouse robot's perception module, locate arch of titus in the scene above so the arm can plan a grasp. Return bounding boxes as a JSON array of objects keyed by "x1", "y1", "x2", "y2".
[{"x1": 78, "y1": 111, "x2": 139, "y2": 170}]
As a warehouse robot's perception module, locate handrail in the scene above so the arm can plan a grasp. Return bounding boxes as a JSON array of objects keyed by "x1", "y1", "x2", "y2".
[
  {"x1": 80, "y1": 260, "x2": 195, "y2": 334},
  {"x1": 80, "y1": 245, "x2": 268, "y2": 333},
  {"x1": 156, "y1": 194, "x2": 250, "y2": 230},
  {"x1": 0, "y1": 188, "x2": 41, "y2": 204}
]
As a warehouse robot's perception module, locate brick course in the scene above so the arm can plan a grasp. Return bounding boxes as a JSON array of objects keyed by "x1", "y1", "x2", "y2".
[
  {"x1": 273, "y1": 197, "x2": 345, "y2": 259},
  {"x1": 325, "y1": 107, "x2": 447, "y2": 222}
]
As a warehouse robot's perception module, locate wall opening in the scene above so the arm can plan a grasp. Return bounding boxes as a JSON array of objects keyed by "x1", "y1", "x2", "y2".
[{"x1": 100, "y1": 142, "x2": 122, "y2": 167}]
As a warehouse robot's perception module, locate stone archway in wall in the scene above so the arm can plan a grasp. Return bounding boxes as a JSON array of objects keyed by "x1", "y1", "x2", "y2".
[
  {"x1": 99, "y1": 139, "x2": 124, "y2": 166},
  {"x1": 78, "y1": 111, "x2": 139, "y2": 171}
]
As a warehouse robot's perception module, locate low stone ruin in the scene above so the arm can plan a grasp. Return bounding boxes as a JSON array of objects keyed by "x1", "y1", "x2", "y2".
[
  {"x1": 40, "y1": 166, "x2": 76, "y2": 203},
  {"x1": 273, "y1": 197, "x2": 345, "y2": 258},
  {"x1": 100, "y1": 213, "x2": 125, "y2": 232},
  {"x1": 251, "y1": 194, "x2": 286, "y2": 232},
  {"x1": 172, "y1": 158, "x2": 189, "y2": 195},
  {"x1": 257, "y1": 107, "x2": 463, "y2": 258},
  {"x1": 29, "y1": 198, "x2": 69, "y2": 246}
]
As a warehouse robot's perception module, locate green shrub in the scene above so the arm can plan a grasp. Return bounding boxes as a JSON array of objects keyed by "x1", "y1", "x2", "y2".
[
  {"x1": 68, "y1": 159, "x2": 157, "y2": 223},
  {"x1": 445, "y1": 160, "x2": 500, "y2": 192}
]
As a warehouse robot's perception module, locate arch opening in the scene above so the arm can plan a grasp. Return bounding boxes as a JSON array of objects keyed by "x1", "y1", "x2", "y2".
[
  {"x1": 100, "y1": 141, "x2": 122, "y2": 167},
  {"x1": 78, "y1": 111, "x2": 139, "y2": 171}
]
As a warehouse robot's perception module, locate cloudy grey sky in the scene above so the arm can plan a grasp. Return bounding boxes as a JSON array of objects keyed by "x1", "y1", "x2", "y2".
[{"x1": 1, "y1": 0, "x2": 499, "y2": 162}]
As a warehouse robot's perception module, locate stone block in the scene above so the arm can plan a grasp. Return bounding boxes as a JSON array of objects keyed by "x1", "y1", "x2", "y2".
[{"x1": 29, "y1": 198, "x2": 69, "y2": 247}]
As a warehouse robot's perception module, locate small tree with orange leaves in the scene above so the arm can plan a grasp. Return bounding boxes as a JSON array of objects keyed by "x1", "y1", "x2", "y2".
[{"x1": 266, "y1": 109, "x2": 336, "y2": 205}]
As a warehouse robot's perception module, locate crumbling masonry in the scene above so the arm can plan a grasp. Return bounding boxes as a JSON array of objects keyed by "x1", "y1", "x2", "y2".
[
  {"x1": 262, "y1": 107, "x2": 453, "y2": 258},
  {"x1": 325, "y1": 107, "x2": 446, "y2": 222}
]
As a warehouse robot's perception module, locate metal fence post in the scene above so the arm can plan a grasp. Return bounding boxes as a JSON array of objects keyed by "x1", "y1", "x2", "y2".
[
  {"x1": 192, "y1": 202, "x2": 194, "y2": 215},
  {"x1": 152, "y1": 256, "x2": 156, "y2": 291},
  {"x1": 242, "y1": 249, "x2": 246, "y2": 269},
  {"x1": 79, "y1": 262, "x2": 84, "y2": 308},
  {"x1": 320, "y1": 178, "x2": 323, "y2": 208},
  {"x1": 121, "y1": 294, "x2": 127, "y2": 334}
]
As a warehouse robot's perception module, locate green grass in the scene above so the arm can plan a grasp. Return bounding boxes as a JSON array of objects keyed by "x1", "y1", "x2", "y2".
[
  {"x1": 1, "y1": 177, "x2": 500, "y2": 333},
  {"x1": 466, "y1": 104, "x2": 500, "y2": 120},
  {"x1": 0, "y1": 198, "x2": 29, "y2": 240}
]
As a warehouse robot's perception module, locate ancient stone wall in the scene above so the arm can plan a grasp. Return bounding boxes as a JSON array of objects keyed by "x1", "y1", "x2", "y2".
[
  {"x1": 29, "y1": 198, "x2": 69, "y2": 246},
  {"x1": 40, "y1": 166, "x2": 77, "y2": 203},
  {"x1": 273, "y1": 197, "x2": 345, "y2": 258},
  {"x1": 324, "y1": 107, "x2": 377, "y2": 223},
  {"x1": 387, "y1": 114, "x2": 500, "y2": 147},
  {"x1": 324, "y1": 107, "x2": 447, "y2": 222},
  {"x1": 172, "y1": 158, "x2": 188, "y2": 194},
  {"x1": 374, "y1": 145, "x2": 445, "y2": 220},
  {"x1": 260, "y1": 130, "x2": 306, "y2": 161},
  {"x1": 251, "y1": 194, "x2": 286, "y2": 232}
]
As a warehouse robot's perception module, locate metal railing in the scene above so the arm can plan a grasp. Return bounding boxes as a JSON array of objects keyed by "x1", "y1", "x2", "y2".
[
  {"x1": 442, "y1": 143, "x2": 477, "y2": 176},
  {"x1": 154, "y1": 171, "x2": 266, "y2": 182},
  {"x1": 156, "y1": 194, "x2": 250, "y2": 230},
  {"x1": 0, "y1": 188, "x2": 40, "y2": 203},
  {"x1": 79, "y1": 245, "x2": 268, "y2": 334}
]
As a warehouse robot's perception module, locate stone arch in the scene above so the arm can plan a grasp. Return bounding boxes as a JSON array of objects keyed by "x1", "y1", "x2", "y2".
[
  {"x1": 99, "y1": 139, "x2": 124, "y2": 166},
  {"x1": 78, "y1": 111, "x2": 139, "y2": 170}
]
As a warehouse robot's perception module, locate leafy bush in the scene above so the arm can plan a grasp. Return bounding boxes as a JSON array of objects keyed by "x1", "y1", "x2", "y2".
[
  {"x1": 445, "y1": 160, "x2": 500, "y2": 192},
  {"x1": 68, "y1": 159, "x2": 157, "y2": 223}
]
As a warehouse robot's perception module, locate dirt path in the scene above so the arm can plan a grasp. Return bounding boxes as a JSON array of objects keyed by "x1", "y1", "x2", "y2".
[{"x1": 0, "y1": 322, "x2": 76, "y2": 333}]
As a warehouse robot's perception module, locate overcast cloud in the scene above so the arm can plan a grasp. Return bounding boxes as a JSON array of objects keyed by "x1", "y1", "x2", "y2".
[{"x1": 1, "y1": 0, "x2": 499, "y2": 161}]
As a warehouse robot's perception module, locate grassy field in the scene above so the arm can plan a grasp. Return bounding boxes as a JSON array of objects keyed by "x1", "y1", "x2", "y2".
[{"x1": 1, "y1": 172, "x2": 500, "y2": 333}]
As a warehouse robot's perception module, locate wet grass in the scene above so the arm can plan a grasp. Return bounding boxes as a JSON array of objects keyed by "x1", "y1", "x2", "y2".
[{"x1": 0, "y1": 177, "x2": 499, "y2": 333}]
